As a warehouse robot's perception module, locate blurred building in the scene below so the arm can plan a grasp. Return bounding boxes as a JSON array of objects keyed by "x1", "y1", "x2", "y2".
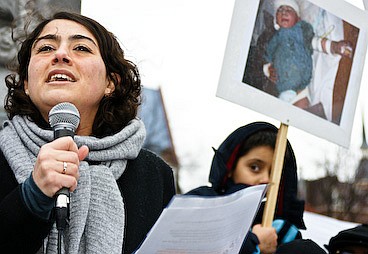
[
  {"x1": 302, "y1": 121, "x2": 368, "y2": 223},
  {"x1": 139, "y1": 87, "x2": 181, "y2": 193},
  {"x1": 355, "y1": 123, "x2": 368, "y2": 190}
]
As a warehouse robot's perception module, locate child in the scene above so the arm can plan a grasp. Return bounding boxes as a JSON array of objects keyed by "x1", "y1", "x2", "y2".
[
  {"x1": 263, "y1": 0, "x2": 353, "y2": 109},
  {"x1": 263, "y1": 0, "x2": 314, "y2": 108},
  {"x1": 186, "y1": 122, "x2": 305, "y2": 254}
]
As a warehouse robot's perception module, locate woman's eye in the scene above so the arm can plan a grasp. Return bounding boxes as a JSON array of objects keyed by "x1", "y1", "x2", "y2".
[
  {"x1": 37, "y1": 45, "x2": 54, "y2": 53},
  {"x1": 74, "y1": 45, "x2": 91, "y2": 52}
]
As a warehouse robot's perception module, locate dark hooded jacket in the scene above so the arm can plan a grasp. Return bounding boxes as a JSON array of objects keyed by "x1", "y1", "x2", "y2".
[
  {"x1": 186, "y1": 122, "x2": 305, "y2": 253},
  {"x1": 325, "y1": 224, "x2": 368, "y2": 253}
]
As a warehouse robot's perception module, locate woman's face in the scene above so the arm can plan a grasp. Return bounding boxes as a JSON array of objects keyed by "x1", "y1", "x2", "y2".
[
  {"x1": 276, "y1": 5, "x2": 299, "y2": 29},
  {"x1": 24, "y1": 19, "x2": 114, "y2": 132},
  {"x1": 231, "y1": 145, "x2": 273, "y2": 186}
]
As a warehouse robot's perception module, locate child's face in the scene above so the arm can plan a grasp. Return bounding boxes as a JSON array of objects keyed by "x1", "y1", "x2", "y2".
[
  {"x1": 276, "y1": 5, "x2": 299, "y2": 28},
  {"x1": 231, "y1": 145, "x2": 273, "y2": 186}
]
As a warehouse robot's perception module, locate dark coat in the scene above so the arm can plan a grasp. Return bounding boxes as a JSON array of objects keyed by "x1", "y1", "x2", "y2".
[
  {"x1": 0, "y1": 148, "x2": 175, "y2": 254},
  {"x1": 186, "y1": 122, "x2": 305, "y2": 253},
  {"x1": 325, "y1": 224, "x2": 368, "y2": 253}
]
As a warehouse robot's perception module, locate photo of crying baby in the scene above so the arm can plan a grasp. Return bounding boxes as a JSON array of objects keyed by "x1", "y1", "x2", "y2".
[
  {"x1": 217, "y1": 0, "x2": 368, "y2": 148},
  {"x1": 243, "y1": 0, "x2": 357, "y2": 125}
]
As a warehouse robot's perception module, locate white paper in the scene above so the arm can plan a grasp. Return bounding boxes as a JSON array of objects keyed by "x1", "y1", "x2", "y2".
[{"x1": 135, "y1": 184, "x2": 267, "y2": 254}]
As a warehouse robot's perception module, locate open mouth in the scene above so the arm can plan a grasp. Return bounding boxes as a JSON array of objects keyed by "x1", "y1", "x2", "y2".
[{"x1": 48, "y1": 73, "x2": 75, "y2": 82}]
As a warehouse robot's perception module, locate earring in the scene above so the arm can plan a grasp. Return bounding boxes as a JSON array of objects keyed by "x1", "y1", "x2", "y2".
[{"x1": 25, "y1": 90, "x2": 29, "y2": 96}]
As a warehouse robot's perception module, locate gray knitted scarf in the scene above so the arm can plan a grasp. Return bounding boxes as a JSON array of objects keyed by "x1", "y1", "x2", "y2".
[{"x1": 0, "y1": 115, "x2": 146, "y2": 254}]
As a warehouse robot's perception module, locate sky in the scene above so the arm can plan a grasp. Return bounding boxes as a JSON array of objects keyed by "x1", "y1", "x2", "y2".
[{"x1": 82, "y1": 0, "x2": 368, "y2": 193}]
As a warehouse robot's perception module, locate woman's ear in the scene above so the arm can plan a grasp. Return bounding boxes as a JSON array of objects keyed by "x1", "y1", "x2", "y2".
[
  {"x1": 105, "y1": 73, "x2": 119, "y2": 96},
  {"x1": 24, "y1": 80, "x2": 29, "y2": 95}
]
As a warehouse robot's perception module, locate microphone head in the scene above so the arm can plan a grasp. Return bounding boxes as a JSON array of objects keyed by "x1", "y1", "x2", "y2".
[{"x1": 49, "y1": 102, "x2": 80, "y2": 133}]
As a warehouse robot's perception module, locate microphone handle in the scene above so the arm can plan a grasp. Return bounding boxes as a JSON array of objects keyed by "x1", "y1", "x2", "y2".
[
  {"x1": 54, "y1": 127, "x2": 75, "y2": 230},
  {"x1": 55, "y1": 188, "x2": 69, "y2": 230},
  {"x1": 55, "y1": 187, "x2": 70, "y2": 206},
  {"x1": 56, "y1": 187, "x2": 70, "y2": 196},
  {"x1": 54, "y1": 128, "x2": 75, "y2": 139},
  {"x1": 54, "y1": 127, "x2": 75, "y2": 204}
]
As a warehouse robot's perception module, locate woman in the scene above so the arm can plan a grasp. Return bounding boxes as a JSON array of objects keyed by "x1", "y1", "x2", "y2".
[
  {"x1": 187, "y1": 122, "x2": 305, "y2": 253},
  {"x1": 0, "y1": 12, "x2": 175, "y2": 253}
]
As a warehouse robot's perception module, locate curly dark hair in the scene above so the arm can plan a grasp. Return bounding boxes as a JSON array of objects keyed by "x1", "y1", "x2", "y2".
[{"x1": 4, "y1": 11, "x2": 141, "y2": 137}]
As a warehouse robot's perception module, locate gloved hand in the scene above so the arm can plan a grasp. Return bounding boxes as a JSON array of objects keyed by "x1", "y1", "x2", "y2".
[{"x1": 272, "y1": 219, "x2": 301, "y2": 245}]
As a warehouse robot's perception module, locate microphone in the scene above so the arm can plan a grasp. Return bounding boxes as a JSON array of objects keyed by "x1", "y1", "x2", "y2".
[{"x1": 48, "y1": 102, "x2": 80, "y2": 231}]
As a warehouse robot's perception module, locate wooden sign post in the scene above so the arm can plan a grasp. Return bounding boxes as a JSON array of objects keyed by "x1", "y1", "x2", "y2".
[{"x1": 262, "y1": 123, "x2": 289, "y2": 227}]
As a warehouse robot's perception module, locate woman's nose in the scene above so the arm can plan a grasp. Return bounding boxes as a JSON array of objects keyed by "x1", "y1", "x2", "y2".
[{"x1": 52, "y1": 48, "x2": 71, "y2": 65}]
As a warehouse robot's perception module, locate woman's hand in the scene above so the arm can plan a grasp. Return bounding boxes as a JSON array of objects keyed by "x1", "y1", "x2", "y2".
[
  {"x1": 252, "y1": 224, "x2": 278, "y2": 254},
  {"x1": 32, "y1": 137, "x2": 89, "y2": 197}
]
